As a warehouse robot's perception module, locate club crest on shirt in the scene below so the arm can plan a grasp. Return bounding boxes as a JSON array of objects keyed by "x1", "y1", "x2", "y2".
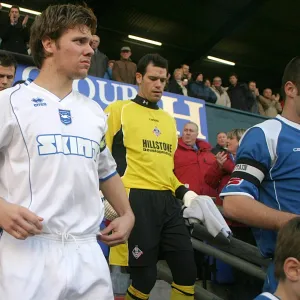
[
  {"x1": 132, "y1": 245, "x2": 143, "y2": 259},
  {"x1": 59, "y1": 109, "x2": 72, "y2": 125},
  {"x1": 153, "y1": 126, "x2": 161, "y2": 137},
  {"x1": 227, "y1": 177, "x2": 243, "y2": 186}
]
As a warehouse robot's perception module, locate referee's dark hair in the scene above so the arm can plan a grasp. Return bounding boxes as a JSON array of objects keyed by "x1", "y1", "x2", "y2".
[
  {"x1": 274, "y1": 217, "x2": 300, "y2": 280},
  {"x1": 0, "y1": 53, "x2": 17, "y2": 74},
  {"x1": 137, "y1": 54, "x2": 168, "y2": 76},
  {"x1": 281, "y1": 56, "x2": 300, "y2": 100}
]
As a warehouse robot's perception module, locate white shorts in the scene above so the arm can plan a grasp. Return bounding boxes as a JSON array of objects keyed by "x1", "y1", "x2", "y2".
[{"x1": 0, "y1": 232, "x2": 113, "y2": 300}]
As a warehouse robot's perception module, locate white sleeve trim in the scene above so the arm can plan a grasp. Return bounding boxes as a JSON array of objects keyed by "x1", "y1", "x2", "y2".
[
  {"x1": 220, "y1": 192, "x2": 254, "y2": 199},
  {"x1": 259, "y1": 292, "x2": 280, "y2": 300},
  {"x1": 252, "y1": 119, "x2": 282, "y2": 165}
]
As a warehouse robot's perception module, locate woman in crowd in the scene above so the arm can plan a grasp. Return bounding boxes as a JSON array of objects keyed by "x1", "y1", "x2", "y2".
[
  {"x1": 205, "y1": 129, "x2": 244, "y2": 204},
  {"x1": 205, "y1": 128, "x2": 254, "y2": 240}
]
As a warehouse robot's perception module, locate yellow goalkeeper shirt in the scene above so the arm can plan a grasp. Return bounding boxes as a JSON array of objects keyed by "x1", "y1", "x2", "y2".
[{"x1": 104, "y1": 95, "x2": 184, "y2": 195}]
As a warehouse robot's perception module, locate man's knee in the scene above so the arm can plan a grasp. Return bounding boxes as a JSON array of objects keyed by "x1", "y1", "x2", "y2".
[{"x1": 166, "y1": 251, "x2": 197, "y2": 286}]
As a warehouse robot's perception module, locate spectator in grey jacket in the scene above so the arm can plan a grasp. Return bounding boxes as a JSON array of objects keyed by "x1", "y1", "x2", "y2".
[
  {"x1": 259, "y1": 88, "x2": 282, "y2": 117},
  {"x1": 188, "y1": 72, "x2": 217, "y2": 103},
  {"x1": 211, "y1": 76, "x2": 231, "y2": 107},
  {"x1": 248, "y1": 81, "x2": 265, "y2": 116}
]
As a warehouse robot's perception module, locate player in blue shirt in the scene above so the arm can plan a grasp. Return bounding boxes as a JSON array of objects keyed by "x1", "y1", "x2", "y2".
[
  {"x1": 254, "y1": 293, "x2": 280, "y2": 300},
  {"x1": 220, "y1": 56, "x2": 300, "y2": 294},
  {"x1": 254, "y1": 217, "x2": 300, "y2": 300}
]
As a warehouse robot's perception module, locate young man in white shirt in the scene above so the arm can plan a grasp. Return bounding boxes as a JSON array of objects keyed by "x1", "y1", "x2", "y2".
[{"x1": 0, "y1": 4, "x2": 134, "y2": 300}]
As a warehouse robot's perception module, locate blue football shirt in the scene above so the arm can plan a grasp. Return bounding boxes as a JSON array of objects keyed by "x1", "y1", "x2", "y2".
[
  {"x1": 221, "y1": 115, "x2": 300, "y2": 257},
  {"x1": 220, "y1": 115, "x2": 300, "y2": 293}
]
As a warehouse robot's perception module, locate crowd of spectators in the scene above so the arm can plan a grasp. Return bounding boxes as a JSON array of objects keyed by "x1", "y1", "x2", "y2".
[
  {"x1": 167, "y1": 66, "x2": 284, "y2": 117},
  {"x1": 0, "y1": 3, "x2": 285, "y2": 118}
]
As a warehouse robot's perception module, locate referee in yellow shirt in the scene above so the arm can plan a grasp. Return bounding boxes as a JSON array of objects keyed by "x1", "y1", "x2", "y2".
[{"x1": 105, "y1": 54, "x2": 197, "y2": 300}]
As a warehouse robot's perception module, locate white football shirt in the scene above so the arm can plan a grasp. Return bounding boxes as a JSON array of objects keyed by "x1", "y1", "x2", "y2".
[{"x1": 0, "y1": 82, "x2": 117, "y2": 235}]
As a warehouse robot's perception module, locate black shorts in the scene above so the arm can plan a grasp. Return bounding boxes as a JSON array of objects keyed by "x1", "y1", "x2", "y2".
[{"x1": 128, "y1": 188, "x2": 193, "y2": 267}]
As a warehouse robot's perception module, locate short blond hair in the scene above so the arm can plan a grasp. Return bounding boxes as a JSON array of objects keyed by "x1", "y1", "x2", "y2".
[
  {"x1": 227, "y1": 128, "x2": 246, "y2": 141},
  {"x1": 173, "y1": 68, "x2": 183, "y2": 76}
]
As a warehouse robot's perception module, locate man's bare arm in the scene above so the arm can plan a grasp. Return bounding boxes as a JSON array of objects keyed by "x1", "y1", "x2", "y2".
[
  {"x1": 100, "y1": 173, "x2": 132, "y2": 217},
  {"x1": 223, "y1": 195, "x2": 297, "y2": 231},
  {"x1": 99, "y1": 173, "x2": 134, "y2": 246}
]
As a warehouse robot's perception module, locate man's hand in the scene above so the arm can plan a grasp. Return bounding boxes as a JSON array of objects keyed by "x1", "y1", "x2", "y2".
[
  {"x1": 22, "y1": 15, "x2": 29, "y2": 27},
  {"x1": 0, "y1": 200, "x2": 43, "y2": 240},
  {"x1": 182, "y1": 79, "x2": 188, "y2": 86},
  {"x1": 98, "y1": 212, "x2": 135, "y2": 246},
  {"x1": 254, "y1": 88, "x2": 259, "y2": 97},
  {"x1": 272, "y1": 93, "x2": 280, "y2": 102},
  {"x1": 216, "y1": 151, "x2": 227, "y2": 167}
]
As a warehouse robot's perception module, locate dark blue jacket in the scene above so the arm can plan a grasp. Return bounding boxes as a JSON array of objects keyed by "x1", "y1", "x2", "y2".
[
  {"x1": 188, "y1": 81, "x2": 217, "y2": 103},
  {"x1": 227, "y1": 83, "x2": 254, "y2": 111}
]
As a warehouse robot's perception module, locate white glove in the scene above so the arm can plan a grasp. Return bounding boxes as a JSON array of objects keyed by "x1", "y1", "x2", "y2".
[{"x1": 183, "y1": 190, "x2": 198, "y2": 207}]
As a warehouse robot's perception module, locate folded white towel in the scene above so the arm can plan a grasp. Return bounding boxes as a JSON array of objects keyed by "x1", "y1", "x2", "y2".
[{"x1": 183, "y1": 195, "x2": 232, "y2": 238}]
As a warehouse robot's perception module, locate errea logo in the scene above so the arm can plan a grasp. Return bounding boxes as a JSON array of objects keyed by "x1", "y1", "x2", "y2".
[{"x1": 32, "y1": 98, "x2": 46, "y2": 107}]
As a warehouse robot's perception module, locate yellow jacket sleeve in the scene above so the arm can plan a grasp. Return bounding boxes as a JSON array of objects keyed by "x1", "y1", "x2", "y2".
[
  {"x1": 170, "y1": 117, "x2": 186, "y2": 196},
  {"x1": 104, "y1": 101, "x2": 123, "y2": 152}
]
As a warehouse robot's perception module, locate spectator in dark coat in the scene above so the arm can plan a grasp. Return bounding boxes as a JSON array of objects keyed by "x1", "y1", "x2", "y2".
[
  {"x1": 167, "y1": 68, "x2": 188, "y2": 96},
  {"x1": 211, "y1": 132, "x2": 228, "y2": 155},
  {"x1": 0, "y1": 5, "x2": 29, "y2": 55},
  {"x1": 227, "y1": 74, "x2": 254, "y2": 112},
  {"x1": 181, "y1": 64, "x2": 190, "y2": 80},
  {"x1": 88, "y1": 35, "x2": 108, "y2": 78},
  {"x1": 188, "y1": 72, "x2": 217, "y2": 103}
]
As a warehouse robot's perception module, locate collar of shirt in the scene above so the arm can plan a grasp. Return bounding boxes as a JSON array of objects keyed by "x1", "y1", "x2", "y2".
[
  {"x1": 132, "y1": 95, "x2": 159, "y2": 110},
  {"x1": 229, "y1": 153, "x2": 235, "y2": 162},
  {"x1": 192, "y1": 144, "x2": 199, "y2": 151}
]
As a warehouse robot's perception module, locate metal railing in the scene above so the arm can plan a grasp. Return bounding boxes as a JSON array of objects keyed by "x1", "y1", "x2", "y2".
[{"x1": 157, "y1": 219, "x2": 271, "y2": 300}]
